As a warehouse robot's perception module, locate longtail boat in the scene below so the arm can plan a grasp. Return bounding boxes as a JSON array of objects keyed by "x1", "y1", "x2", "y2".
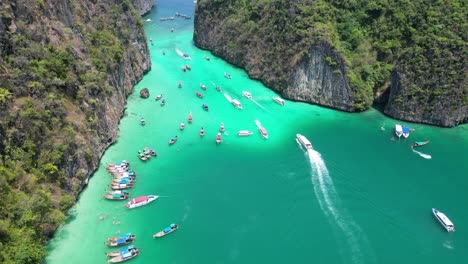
[
  {"x1": 412, "y1": 141, "x2": 429, "y2": 147},
  {"x1": 106, "y1": 233, "x2": 136, "y2": 247},
  {"x1": 153, "y1": 224, "x2": 179, "y2": 238}
]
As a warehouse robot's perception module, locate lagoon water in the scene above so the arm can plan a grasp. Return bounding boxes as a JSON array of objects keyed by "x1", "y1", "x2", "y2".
[{"x1": 46, "y1": 1, "x2": 468, "y2": 263}]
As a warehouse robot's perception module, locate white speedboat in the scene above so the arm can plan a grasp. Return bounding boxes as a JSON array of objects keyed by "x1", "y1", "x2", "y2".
[
  {"x1": 237, "y1": 130, "x2": 253, "y2": 137},
  {"x1": 395, "y1": 124, "x2": 403, "y2": 138},
  {"x1": 232, "y1": 99, "x2": 242, "y2": 109},
  {"x1": 126, "y1": 195, "x2": 158, "y2": 209},
  {"x1": 242, "y1": 91, "x2": 252, "y2": 99},
  {"x1": 215, "y1": 132, "x2": 222, "y2": 144},
  {"x1": 432, "y1": 208, "x2": 455, "y2": 232},
  {"x1": 296, "y1": 134, "x2": 313, "y2": 149},
  {"x1": 273, "y1": 96, "x2": 285, "y2": 106},
  {"x1": 254, "y1": 120, "x2": 268, "y2": 139}
]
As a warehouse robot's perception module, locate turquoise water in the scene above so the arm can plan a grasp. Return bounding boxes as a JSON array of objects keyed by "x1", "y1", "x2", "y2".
[{"x1": 46, "y1": 1, "x2": 468, "y2": 263}]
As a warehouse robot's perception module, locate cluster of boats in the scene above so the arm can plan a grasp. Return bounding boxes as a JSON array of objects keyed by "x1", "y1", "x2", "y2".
[
  {"x1": 181, "y1": 64, "x2": 191, "y2": 71},
  {"x1": 175, "y1": 12, "x2": 191, "y2": 19},
  {"x1": 394, "y1": 124, "x2": 430, "y2": 147},
  {"x1": 137, "y1": 147, "x2": 157, "y2": 161}
]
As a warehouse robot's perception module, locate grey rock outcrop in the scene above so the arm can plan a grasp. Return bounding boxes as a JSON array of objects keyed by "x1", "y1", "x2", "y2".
[
  {"x1": 140, "y1": 88, "x2": 150, "y2": 98},
  {"x1": 131, "y1": 0, "x2": 156, "y2": 16}
]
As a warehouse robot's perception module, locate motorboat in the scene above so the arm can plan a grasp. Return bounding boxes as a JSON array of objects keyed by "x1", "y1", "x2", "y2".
[
  {"x1": 169, "y1": 135, "x2": 178, "y2": 145},
  {"x1": 273, "y1": 96, "x2": 285, "y2": 106},
  {"x1": 107, "y1": 247, "x2": 139, "y2": 263},
  {"x1": 254, "y1": 120, "x2": 268, "y2": 139},
  {"x1": 412, "y1": 141, "x2": 429, "y2": 147},
  {"x1": 242, "y1": 91, "x2": 252, "y2": 99},
  {"x1": 216, "y1": 132, "x2": 222, "y2": 144},
  {"x1": 219, "y1": 122, "x2": 225, "y2": 132},
  {"x1": 395, "y1": 124, "x2": 403, "y2": 138},
  {"x1": 103, "y1": 190, "x2": 130, "y2": 200},
  {"x1": 237, "y1": 130, "x2": 253, "y2": 137},
  {"x1": 180, "y1": 122, "x2": 185, "y2": 130},
  {"x1": 296, "y1": 134, "x2": 313, "y2": 149},
  {"x1": 178, "y1": 81, "x2": 182, "y2": 88},
  {"x1": 126, "y1": 195, "x2": 158, "y2": 209},
  {"x1": 107, "y1": 161, "x2": 130, "y2": 170},
  {"x1": 402, "y1": 125, "x2": 410, "y2": 138},
  {"x1": 204, "y1": 56, "x2": 210, "y2": 61},
  {"x1": 106, "y1": 233, "x2": 136, "y2": 247},
  {"x1": 196, "y1": 91, "x2": 203, "y2": 98},
  {"x1": 188, "y1": 113, "x2": 193, "y2": 123},
  {"x1": 200, "y1": 83, "x2": 207, "y2": 90},
  {"x1": 432, "y1": 208, "x2": 455, "y2": 232},
  {"x1": 140, "y1": 118, "x2": 145, "y2": 125},
  {"x1": 155, "y1": 94, "x2": 162, "y2": 101},
  {"x1": 202, "y1": 103, "x2": 209, "y2": 111},
  {"x1": 181, "y1": 66, "x2": 186, "y2": 72},
  {"x1": 224, "y1": 72, "x2": 232, "y2": 79},
  {"x1": 153, "y1": 224, "x2": 179, "y2": 238},
  {"x1": 110, "y1": 183, "x2": 134, "y2": 190},
  {"x1": 232, "y1": 99, "x2": 242, "y2": 109},
  {"x1": 185, "y1": 64, "x2": 191, "y2": 70},
  {"x1": 199, "y1": 127, "x2": 205, "y2": 137},
  {"x1": 160, "y1": 99, "x2": 166, "y2": 106},
  {"x1": 106, "y1": 245, "x2": 136, "y2": 257}
]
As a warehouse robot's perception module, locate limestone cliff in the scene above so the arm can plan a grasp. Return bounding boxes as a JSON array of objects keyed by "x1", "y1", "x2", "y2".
[{"x1": 131, "y1": 0, "x2": 156, "y2": 16}]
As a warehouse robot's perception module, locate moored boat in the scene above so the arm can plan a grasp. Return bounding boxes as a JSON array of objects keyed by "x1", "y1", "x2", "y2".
[
  {"x1": 196, "y1": 91, "x2": 203, "y2": 98},
  {"x1": 296, "y1": 134, "x2": 313, "y2": 149},
  {"x1": 110, "y1": 183, "x2": 134, "y2": 190},
  {"x1": 168, "y1": 135, "x2": 178, "y2": 145},
  {"x1": 178, "y1": 81, "x2": 182, "y2": 88},
  {"x1": 224, "y1": 72, "x2": 232, "y2": 79},
  {"x1": 202, "y1": 103, "x2": 209, "y2": 111},
  {"x1": 432, "y1": 208, "x2": 455, "y2": 232},
  {"x1": 153, "y1": 224, "x2": 179, "y2": 238},
  {"x1": 181, "y1": 66, "x2": 186, "y2": 72},
  {"x1": 188, "y1": 112, "x2": 193, "y2": 123},
  {"x1": 140, "y1": 117, "x2": 145, "y2": 125},
  {"x1": 199, "y1": 127, "x2": 205, "y2": 137},
  {"x1": 219, "y1": 122, "x2": 225, "y2": 132},
  {"x1": 160, "y1": 99, "x2": 166, "y2": 106},
  {"x1": 112, "y1": 177, "x2": 135, "y2": 185},
  {"x1": 232, "y1": 99, "x2": 242, "y2": 109},
  {"x1": 216, "y1": 132, "x2": 222, "y2": 144},
  {"x1": 107, "y1": 247, "x2": 139, "y2": 263},
  {"x1": 273, "y1": 96, "x2": 285, "y2": 106},
  {"x1": 242, "y1": 91, "x2": 252, "y2": 99},
  {"x1": 103, "y1": 190, "x2": 130, "y2": 200},
  {"x1": 126, "y1": 195, "x2": 158, "y2": 209},
  {"x1": 180, "y1": 122, "x2": 185, "y2": 130},
  {"x1": 155, "y1": 94, "x2": 162, "y2": 101},
  {"x1": 237, "y1": 130, "x2": 253, "y2": 137},
  {"x1": 412, "y1": 141, "x2": 429, "y2": 147},
  {"x1": 204, "y1": 56, "x2": 210, "y2": 61},
  {"x1": 107, "y1": 161, "x2": 130, "y2": 170},
  {"x1": 185, "y1": 64, "x2": 191, "y2": 70},
  {"x1": 145, "y1": 147, "x2": 157, "y2": 156},
  {"x1": 395, "y1": 124, "x2": 403, "y2": 138},
  {"x1": 402, "y1": 125, "x2": 410, "y2": 138},
  {"x1": 106, "y1": 233, "x2": 136, "y2": 247},
  {"x1": 200, "y1": 83, "x2": 207, "y2": 90},
  {"x1": 106, "y1": 245, "x2": 135, "y2": 257}
]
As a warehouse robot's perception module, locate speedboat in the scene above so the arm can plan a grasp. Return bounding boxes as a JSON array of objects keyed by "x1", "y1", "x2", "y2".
[
  {"x1": 196, "y1": 91, "x2": 203, "y2": 98},
  {"x1": 259, "y1": 127, "x2": 268, "y2": 139},
  {"x1": 106, "y1": 245, "x2": 136, "y2": 257},
  {"x1": 140, "y1": 118, "x2": 145, "y2": 125},
  {"x1": 232, "y1": 99, "x2": 242, "y2": 109},
  {"x1": 219, "y1": 122, "x2": 225, "y2": 132},
  {"x1": 412, "y1": 141, "x2": 429, "y2": 147},
  {"x1": 153, "y1": 224, "x2": 179, "y2": 238},
  {"x1": 402, "y1": 125, "x2": 410, "y2": 138},
  {"x1": 200, "y1": 83, "x2": 207, "y2": 90},
  {"x1": 188, "y1": 113, "x2": 193, "y2": 123},
  {"x1": 180, "y1": 122, "x2": 185, "y2": 130},
  {"x1": 160, "y1": 99, "x2": 166, "y2": 106},
  {"x1": 296, "y1": 134, "x2": 313, "y2": 149},
  {"x1": 237, "y1": 130, "x2": 253, "y2": 137},
  {"x1": 273, "y1": 96, "x2": 285, "y2": 106},
  {"x1": 202, "y1": 103, "x2": 209, "y2": 111},
  {"x1": 182, "y1": 53, "x2": 190, "y2": 60},
  {"x1": 199, "y1": 127, "x2": 205, "y2": 137},
  {"x1": 169, "y1": 135, "x2": 178, "y2": 145},
  {"x1": 155, "y1": 94, "x2": 162, "y2": 101},
  {"x1": 107, "y1": 247, "x2": 139, "y2": 263},
  {"x1": 106, "y1": 233, "x2": 136, "y2": 247},
  {"x1": 395, "y1": 124, "x2": 403, "y2": 138},
  {"x1": 224, "y1": 72, "x2": 232, "y2": 79},
  {"x1": 242, "y1": 91, "x2": 252, "y2": 99},
  {"x1": 126, "y1": 195, "x2": 158, "y2": 209},
  {"x1": 181, "y1": 66, "x2": 186, "y2": 72},
  {"x1": 432, "y1": 208, "x2": 455, "y2": 232},
  {"x1": 204, "y1": 56, "x2": 210, "y2": 61},
  {"x1": 216, "y1": 132, "x2": 222, "y2": 144},
  {"x1": 178, "y1": 81, "x2": 182, "y2": 88}
]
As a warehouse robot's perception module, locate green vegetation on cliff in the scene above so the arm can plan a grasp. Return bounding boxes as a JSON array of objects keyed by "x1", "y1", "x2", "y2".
[
  {"x1": 0, "y1": 0, "x2": 148, "y2": 262},
  {"x1": 195, "y1": 0, "x2": 466, "y2": 123}
]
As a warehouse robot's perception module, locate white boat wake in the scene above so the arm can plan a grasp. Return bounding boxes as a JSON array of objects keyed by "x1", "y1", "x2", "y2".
[
  {"x1": 175, "y1": 48, "x2": 190, "y2": 60},
  {"x1": 250, "y1": 99, "x2": 268, "y2": 111},
  {"x1": 411, "y1": 147, "x2": 432, "y2": 159},
  {"x1": 224, "y1": 93, "x2": 233, "y2": 103},
  {"x1": 305, "y1": 147, "x2": 370, "y2": 263}
]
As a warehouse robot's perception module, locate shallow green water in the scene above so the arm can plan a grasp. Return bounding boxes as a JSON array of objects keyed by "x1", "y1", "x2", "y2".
[{"x1": 46, "y1": 1, "x2": 468, "y2": 263}]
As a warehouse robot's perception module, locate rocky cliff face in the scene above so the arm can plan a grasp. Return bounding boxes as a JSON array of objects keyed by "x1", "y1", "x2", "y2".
[{"x1": 131, "y1": 0, "x2": 156, "y2": 16}]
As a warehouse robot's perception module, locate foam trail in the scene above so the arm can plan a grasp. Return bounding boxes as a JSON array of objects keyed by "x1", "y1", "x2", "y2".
[
  {"x1": 224, "y1": 93, "x2": 233, "y2": 103},
  {"x1": 306, "y1": 148, "x2": 366, "y2": 263},
  {"x1": 411, "y1": 147, "x2": 432, "y2": 159},
  {"x1": 250, "y1": 99, "x2": 268, "y2": 111}
]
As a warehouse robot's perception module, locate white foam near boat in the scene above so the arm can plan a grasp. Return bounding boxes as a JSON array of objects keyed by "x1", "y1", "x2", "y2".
[
  {"x1": 175, "y1": 48, "x2": 191, "y2": 60},
  {"x1": 273, "y1": 96, "x2": 285, "y2": 106},
  {"x1": 296, "y1": 134, "x2": 313, "y2": 149},
  {"x1": 232, "y1": 99, "x2": 242, "y2": 109},
  {"x1": 432, "y1": 208, "x2": 455, "y2": 232},
  {"x1": 126, "y1": 195, "x2": 158, "y2": 209},
  {"x1": 395, "y1": 124, "x2": 403, "y2": 138},
  {"x1": 242, "y1": 91, "x2": 252, "y2": 99},
  {"x1": 237, "y1": 130, "x2": 253, "y2": 137}
]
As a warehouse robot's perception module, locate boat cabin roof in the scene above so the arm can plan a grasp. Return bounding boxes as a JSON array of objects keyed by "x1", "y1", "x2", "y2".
[{"x1": 437, "y1": 212, "x2": 454, "y2": 226}]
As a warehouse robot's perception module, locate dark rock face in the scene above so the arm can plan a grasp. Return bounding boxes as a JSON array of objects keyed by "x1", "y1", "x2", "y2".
[
  {"x1": 140, "y1": 88, "x2": 150, "y2": 98},
  {"x1": 131, "y1": 0, "x2": 156, "y2": 16}
]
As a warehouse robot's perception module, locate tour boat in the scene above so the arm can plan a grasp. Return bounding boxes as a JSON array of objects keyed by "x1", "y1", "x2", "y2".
[
  {"x1": 412, "y1": 141, "x2": 429, "y2": 147},
  {"x1": 432, "y1": 208, "x2": 455, "y2": 232},
  {"x1": 155, "y1": 94, "x2": 162, "y2": 101},
  {"x1": 402, "y1": 125, "x2": 410, "y2": 138},
  {"x1": 202, "y1": 103, "x2": 209, "y2": 111},
  {"x1": 153, "y1": 224, "x2": 179, "y2": 238},
  {"x1": 106, "y1": 245, "x2": 136, "y2": 257},
  {"x1": 106, "y1": 233, "x2": 136, "y2": 247},
  {"x1": 224, "y1": 72, "x2": 232, "y2": 79},
  {"x1": 107, "y1": 161, "x2": 130, "y2": 170},
  {"x1": 216, "y1": 132, "x2": 222, "y2": 144},
  {"x1": 107, "y1": 247, "x2": 139, "y2": 263},
  {"x1": 103, "y1": 190, "x2": 130, "y2": 201},
  {"x1": 126, "y1": 195, "x2": 158, "y2": 209},
  {"x1": 296, "y1": 134, "x2": 313, "y2": 149},
  {"x1": 180, "y1": 122, "x2": 185, "y2": 130},
  {"x1": 237, "y1": 130, "x2": 253, "y2": 137},
  {"x1": 112, "y1": 177, "x2": 134, "y2": 185},
  {"x1": 140, "y1": 118, "x2": 145, "y2": 125},
  {"x1": 242, "y1": 91, "x2": 252, "y2": 99},
  {"x1": 232, "y1": 99, "x2": 242, "y2": 109},
  {"x1": 196, "y1": 91, "x2": 203, "y2": 98},
  {"x1": 219, "y1": 122, "x2": 225, "y2": 132},
  {"x1": 168, "y1": 135, "x2": 178, "y2": 145},
  {"x1": 395, "y1": 124, "x2": 403, "y2": 138},
  {"x1": 188, "y1": 113, "x2": 193, "y2": 123},
  {"x1": 200, "y1": 83, "x2": 207, "y2": 90},
  {"x1": 110, "y1": 183, "x2": 134, "y2": 190},
  {"x1": 273, "y1": 96, "x2": 285, "y2": 106},
  {"x1": 160, "y1": 99, "x2": 166, "y2": 106},
  {"x1": 178, "y1": 81, "x2": 182, "y2": 88}
]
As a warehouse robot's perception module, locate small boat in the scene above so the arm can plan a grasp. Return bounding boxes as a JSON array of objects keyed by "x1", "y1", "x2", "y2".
[
  {"x1": 112, "y1": 177, "x2": 135, "y2": 185},
  {"x1": 104, "y1": 190, "x2": 130, "y2": 200},
  {"x1": 224, "y1": 72, "x2": 232, "y2": 79},
  {"x1": 182, "y1": 53, "x2": 190, "y2": 60},
  {"x1": 107, "y1": 247, "x2": 139, "y2": 263},
  {"x1": 216, "y1": 132, "x2": 222, "y2": 144},
  {"x1": 155, "y1": 94, "x2": 163, "y2": 101},
  {"x1": 219, "y1": 122, "x2": 225, "y2": 132},
  {"x1": 395, "y1": 124, "x2": 403, "y2": 138},
  {"x1": 178, "y1": 81, "x2": 182, "y2": 88},
  {"x1": 160, "y1": 99, "x2": 166, "y2": 106},
  {"x1": 145, "y1": 147, "x2": 157, "y2": 156},
  {"x1": 200, "y1": 83, "x2": 207, "y2": 90},
  {"x1": 185, "y1": 64, "x2": 191, "y2": 70},
  {"x1": 273, "y1": 96, "x2": 285, "y2": 106},
  {"x1": 180, "y1": 122, "x2": 185, "y2": 130},
  {"x1": 140, "y1": 118, "x2": 145, "y2": 125},
  {"x1": 153, "y1": 224, "x2": 179, "y2": 238},
  {"x1": 204, "y1": 56, "x2": 210, "y2": 61},
  {"x1": 106, "y1": 245, "x2": 136, "y2": 257},
  {"x1": 169, "y1": 135, "x2": 178, "y2": 145},
  {"x1": 106, "y1": 233, "x2": 136, "y2": 247},
  {"x1": 402, "y1": 125, "x2": 410, "y2": 138},
  {"x1": 137, "y1": 151, "x2": 148, "y2": 161},
  {"x1": 296, "y1": 134, "x2": 313, "y2": 149},
  {"x1": 232, "y1": 99, "x2": 242, "y2": 109},
  {"x1": 181, "y1": 66, "x2": 186, "y2": 72},
  {"x1": 196, "y1": 91, "x2": 203, "y2": 98},
  {"x1": 126, "y1": 195, "x2": 158, "y2": 209},
  {"x1": 412, "y1": 141, "x2": 429, "y2": 147},
  {"x1": 110, "y1": 183, "x2": 134, "y2": 190},
  {"x1": 202, "y1": 103, "x2": 209, "y2": 111},
  {"x1": 171, "y1": 27, "x2": 174, "y2": 32},
  {"x1": 107, "y1": 161, "x2": 130, "y2": 170},
  {"x1": 254, "y1": 120, "x2": 268, "y2": 139},
  {"x1": 242, "y1": 91, "x2": 252, "y2": 99},
  {"x1": 216, "y1": 85, "x2": 221, "y2": 91},
  {"x1": 199, "y1": 127, "x2": 205, "y2": 137},
  {"x1": 188, "y1": 113, "x2": 193, "y2": 123},
  {"x1": 432, "y1": 208, "x2": 455, "y2": 232},
  {"x1": 237, "y1": 130, "x2": 253, "y2": 137}
]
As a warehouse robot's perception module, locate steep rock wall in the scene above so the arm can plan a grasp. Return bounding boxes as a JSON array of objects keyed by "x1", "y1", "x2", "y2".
[{"x1": 131, "y1": 0, "x2": 156, "y2": 16}]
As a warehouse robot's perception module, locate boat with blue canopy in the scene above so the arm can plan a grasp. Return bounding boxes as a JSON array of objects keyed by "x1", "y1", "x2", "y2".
[
  {"x1": 106, "y1": 245, "x2": 135, "y2": 257},
  {"x1": 106, "y1": 233, "x2": 136, "y2": 247},
  {"x1": 103, "y1": 190, "x2": 130, "y2": 201},
  {"x1": 153, "y1": 223, "x2": 179, "y2": 238},
  {"x1": 107, "y1": 245, "x2": 139, "y2": 263},
  {"x1": 402, "y1": 125, "x2": 410, "y2": 138}
]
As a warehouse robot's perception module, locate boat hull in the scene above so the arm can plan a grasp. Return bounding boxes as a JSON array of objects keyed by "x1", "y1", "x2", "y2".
[
  {"x1": 432, "y1": 208, "x2": 455, "y2": 232},
  {"x1": 153, "y1": 226, "x2": 179, "y2": 238}
]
